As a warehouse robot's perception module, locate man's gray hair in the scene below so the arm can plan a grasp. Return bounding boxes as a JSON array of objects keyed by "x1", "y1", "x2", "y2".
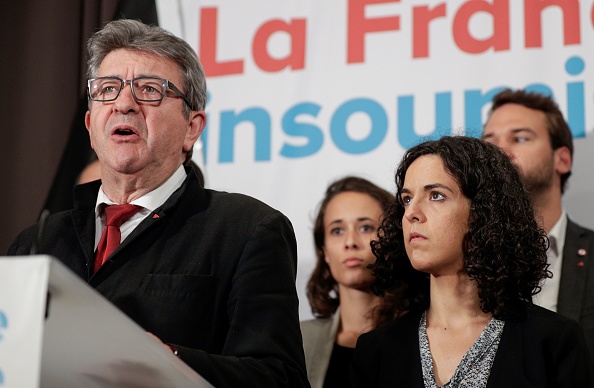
[{"x1": 87, "y1": 19, "x2": 207, "y2": 118}]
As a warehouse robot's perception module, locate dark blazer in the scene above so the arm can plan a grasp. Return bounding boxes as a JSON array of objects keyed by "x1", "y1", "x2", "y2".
[
  {"x1": 8, "y1": 171, "x2": 309, "y2": 388},
  {"x1": 350, "y1": 306, "x2": 591, "y2": 387},
  {"x1": 558, "y1": 218, "x2": 594, "y2": 363}
]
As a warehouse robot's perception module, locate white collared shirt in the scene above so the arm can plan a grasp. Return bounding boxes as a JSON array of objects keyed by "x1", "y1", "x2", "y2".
[
  {"x1": 93, "y1": 165, "x2": 187, "y2": 250},
  {"x1": 533, "y1": 211, "x2": 567, "y2": 312}
]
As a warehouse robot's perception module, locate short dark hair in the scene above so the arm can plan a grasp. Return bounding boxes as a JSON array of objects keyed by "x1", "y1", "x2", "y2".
[
  {"x1": 307, "y1": 176, "x2": 399, "y2": 326},
  {"x1": 371, "y1": 136, "x2": 550, "y2": 320},
  {"x1": 487, "y1": 88, "x2": 573, "y2": 193}
]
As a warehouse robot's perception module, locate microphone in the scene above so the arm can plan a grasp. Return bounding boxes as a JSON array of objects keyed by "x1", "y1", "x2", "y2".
[
  {"x1": 28, "y1": 209, "x2": 52, "y2": 319},
  {"x1": 30, "y1": 209, "x2": 50, "y2": 255}
]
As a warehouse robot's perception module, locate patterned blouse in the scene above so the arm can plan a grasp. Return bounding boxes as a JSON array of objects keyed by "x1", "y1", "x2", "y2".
[{"x1": 418, "y1": 311, "x2": 505, "y2": 388}]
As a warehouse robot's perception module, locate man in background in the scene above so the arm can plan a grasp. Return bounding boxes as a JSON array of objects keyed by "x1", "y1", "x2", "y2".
[
  {"x1": 483, "y1": 88, "x2": 594, "y2": 358},
  {"x1": 9, "y1": 19, "x2": 308, "y2": 387}
]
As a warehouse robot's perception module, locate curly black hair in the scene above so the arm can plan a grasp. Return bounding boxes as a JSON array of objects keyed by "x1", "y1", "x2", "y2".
[
  {"x1": 371, "y1": 136, "x2": 551, "y2": 321},
  {"x1": 307, "y1": 176, "x2": 401, "y2": 326}
]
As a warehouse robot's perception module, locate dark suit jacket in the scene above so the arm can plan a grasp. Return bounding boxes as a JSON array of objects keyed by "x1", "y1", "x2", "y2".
[
  {"x1": 558, "y1": 218, "x2": 594, "y2": 364},
  {"x1": 8, "y1": 171, "x2": 309, "y2": 388},
  {"x1": 350, "y1": 306, "x2": 591, "y2": 387}
]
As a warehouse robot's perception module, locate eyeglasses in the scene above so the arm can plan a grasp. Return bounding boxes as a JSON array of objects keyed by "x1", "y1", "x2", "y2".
[{"x1": 87, "y1": 76, "x2": 194, "y2": 110}]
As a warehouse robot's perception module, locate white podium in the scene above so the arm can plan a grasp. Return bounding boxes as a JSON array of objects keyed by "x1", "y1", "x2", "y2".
[{"x1": 0, "y1": 256, "x2": 212, "y2": 388}]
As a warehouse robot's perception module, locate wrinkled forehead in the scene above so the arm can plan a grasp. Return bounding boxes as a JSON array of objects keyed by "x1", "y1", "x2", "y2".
[{"x1": 97, "y1": 49, "x2": 183, "y2": 84}]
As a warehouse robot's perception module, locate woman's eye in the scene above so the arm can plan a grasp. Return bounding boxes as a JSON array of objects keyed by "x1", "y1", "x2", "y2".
[
  {"x1": 430, "y1": 192, "x2": 445, "y2": 201},
  {"x1": 360, "y1": 224, "x2": 376, "y2": 233},
  {"x1": 401, "y1": 196, "x2": 411, "y2": 205},
  {"x1": 330, "y1": 227, "x2": 343, "y2": 235}
]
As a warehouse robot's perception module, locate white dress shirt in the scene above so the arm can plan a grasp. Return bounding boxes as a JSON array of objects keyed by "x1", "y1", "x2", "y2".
[
  {"x1": 93, "y1": 165, "x2": 187, "y2": 249},
  {"x1": 533, "y1": 211, "x2": 567, "y2": 312}
]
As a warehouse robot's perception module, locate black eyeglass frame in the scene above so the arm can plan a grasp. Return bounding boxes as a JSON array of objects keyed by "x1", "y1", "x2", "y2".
[{"x1": 87, "y1": 76, "x2": 195, "y2": 110}]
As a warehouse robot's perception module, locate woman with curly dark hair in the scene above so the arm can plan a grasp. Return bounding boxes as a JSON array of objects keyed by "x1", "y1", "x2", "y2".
[
  {"x1": 301, "y1": 176, "x2": 403, "y2": 387},
  {"x1": 350, "y1": 136, "x2": 591, "y2": 387}
]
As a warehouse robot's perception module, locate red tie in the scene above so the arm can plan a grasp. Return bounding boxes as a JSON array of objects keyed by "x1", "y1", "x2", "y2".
[{"x1": 94, "y1": 204, "x2": 142, "y2": 273}]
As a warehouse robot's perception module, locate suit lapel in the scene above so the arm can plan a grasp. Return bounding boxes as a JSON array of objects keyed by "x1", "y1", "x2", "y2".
[
  {"x1": 557, "y1": 219, "x2": 589, "y2": 321},
  {"x1": 487, "y1": 319, "x2": 525, "y2": 386},
  {"x1": 70, "y1": 181, "x2": 103, "y2": 280},
  {"x1": 71, "y1": 208, "x2": 96, "y2": 279},
  {"x1": 90, "y1": 208, "x2": 166, "y2": 283},
  {"x1": 89, "y1": 171, "x2": 201, "y2": 282},
  {"x1": 116, "y1": 209, "x2": 164, "y2": 253},
  {"x1": 307, "y1": 312, "x2": 340, "y2": 388}
]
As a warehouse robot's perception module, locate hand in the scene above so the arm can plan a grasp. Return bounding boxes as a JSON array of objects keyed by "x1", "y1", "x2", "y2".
[{"x1": 146, "y1": 332, "x2": 179, "y2": 356}]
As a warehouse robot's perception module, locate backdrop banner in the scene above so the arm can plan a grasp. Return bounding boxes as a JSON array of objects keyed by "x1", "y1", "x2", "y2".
[{"x1": 157, "y1": 0, "x2": 594, "y2": 319}]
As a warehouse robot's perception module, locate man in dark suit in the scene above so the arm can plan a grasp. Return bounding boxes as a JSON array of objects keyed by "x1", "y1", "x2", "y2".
[
  {"x1": 8, "y1": 19, "x2": 308, "y2": 388},
  {"x1": 482, "y1": 88, "x2": 594, "y2": 360}
]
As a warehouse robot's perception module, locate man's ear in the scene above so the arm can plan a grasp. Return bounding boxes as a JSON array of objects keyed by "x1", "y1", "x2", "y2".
[
  {"x1": 554, "y1": 146, "x2": 572, "y2": 175},
  {"x1": 85, "y1": 110, "x2": 94, "y2": 149},
  {"x1": 183, "y1": 110, "x2": 206, "y2": 153}
]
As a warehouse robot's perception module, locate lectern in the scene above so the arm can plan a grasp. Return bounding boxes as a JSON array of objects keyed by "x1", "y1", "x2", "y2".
[{"x1": 0, "y1": 256, "x2": 212, "y2": 387}]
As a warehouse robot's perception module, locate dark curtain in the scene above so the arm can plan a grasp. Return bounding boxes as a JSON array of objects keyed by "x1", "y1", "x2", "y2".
[{"x1": 0, "y1": 0, "x2": 158, "y2": 254}]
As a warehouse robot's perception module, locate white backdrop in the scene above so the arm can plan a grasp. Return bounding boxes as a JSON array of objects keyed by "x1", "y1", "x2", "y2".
[{"x1": 156, "y1": 0, "x2": 594, "y2": 320}]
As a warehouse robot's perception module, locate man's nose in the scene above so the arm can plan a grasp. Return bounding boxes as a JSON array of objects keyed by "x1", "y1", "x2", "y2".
[{"x1": 113, "y1": 82, "x2": 139, "y2": 113}]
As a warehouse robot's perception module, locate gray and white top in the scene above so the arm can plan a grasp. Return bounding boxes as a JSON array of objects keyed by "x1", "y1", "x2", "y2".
[{"x1": 419, "y1": 311, "x2": 505, "y2": 388}]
